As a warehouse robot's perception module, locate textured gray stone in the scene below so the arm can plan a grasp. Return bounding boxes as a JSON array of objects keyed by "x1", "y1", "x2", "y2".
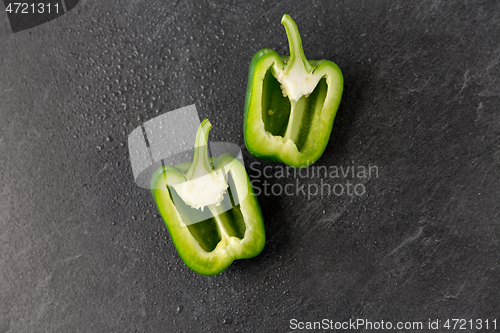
[{"x1": 1, "y1": 0, "x2": 499, "y2": 332}]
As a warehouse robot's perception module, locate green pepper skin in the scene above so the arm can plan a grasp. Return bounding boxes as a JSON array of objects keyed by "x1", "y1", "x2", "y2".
[
  {"x1": 244, "y1": 15, "x2": 343, "y2": 168},
  {"x1": 151, "y1": 150, "x2": 265, "y2": 276}
]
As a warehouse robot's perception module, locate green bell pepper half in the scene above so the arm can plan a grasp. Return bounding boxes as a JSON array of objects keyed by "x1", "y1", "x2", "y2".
[
  {"x1": 150, "y1": 119, "x2": 265, "y2": 276},
  {"x1": 244, "y1": 14, "x2": 343, "y2": 168}
]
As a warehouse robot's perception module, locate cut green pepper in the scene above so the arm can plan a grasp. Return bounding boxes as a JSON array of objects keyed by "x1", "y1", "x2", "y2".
[
  {"x1": 244, "y1": 14, "x2": 343, "y2": 168},
  {"x1": 151, "y1": 119, "x2": 265, "y2": 276}
]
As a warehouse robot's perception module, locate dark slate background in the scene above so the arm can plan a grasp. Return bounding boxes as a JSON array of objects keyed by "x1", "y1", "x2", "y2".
[{"x1": 1, "y1": 1, "x2": 499, "y2": 332}]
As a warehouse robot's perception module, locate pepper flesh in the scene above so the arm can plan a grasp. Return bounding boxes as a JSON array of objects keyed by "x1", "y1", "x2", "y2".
[
  {"x1": 151, "y1": 119, "x2": 265, "y2": 276},
  {"x1": 244, "y1": 14, "x2": 343, "y2": 168}
]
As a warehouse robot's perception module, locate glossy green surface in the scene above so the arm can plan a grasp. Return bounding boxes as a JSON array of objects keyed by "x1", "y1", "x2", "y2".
[
  {"x1": 151, "y1": 155, "x2": 265, "y2": 276},
  {"x1": 244, "y1": 15, "x2": 343, "y2": 168}
]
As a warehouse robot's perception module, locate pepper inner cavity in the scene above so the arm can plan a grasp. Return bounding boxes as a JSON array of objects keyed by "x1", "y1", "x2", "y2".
[
  {"x1": 262, "y1": 70, "x2": 291, "y2": 138},
  {"x1": 169, "y1": 172, "x2": 246, "y2": 252},
  {"x1": 261, "y1": 71, "x2": 327, "y2": 151}
]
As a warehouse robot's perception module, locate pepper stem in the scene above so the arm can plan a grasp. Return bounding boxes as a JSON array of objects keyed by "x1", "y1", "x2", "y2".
[
  {"x1": 281, "y1": 14, "x2": 313, "y2": 73},
  {"x1": 185, "y1": 119, "x2": 214, "y2": 180}
]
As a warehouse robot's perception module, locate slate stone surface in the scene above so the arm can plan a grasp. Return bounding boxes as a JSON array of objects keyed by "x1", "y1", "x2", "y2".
[{"x1": 1, "y1": 1, "x2": 499, "y2": 332}]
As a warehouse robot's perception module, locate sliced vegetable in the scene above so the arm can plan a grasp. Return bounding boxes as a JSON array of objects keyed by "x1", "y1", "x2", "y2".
[
  {"x1": 151, "y1": 119, "x2": 265, "y2": 276},
  {"x1": 244, "y1": 14, "x2": 343, "y2": 167}
]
